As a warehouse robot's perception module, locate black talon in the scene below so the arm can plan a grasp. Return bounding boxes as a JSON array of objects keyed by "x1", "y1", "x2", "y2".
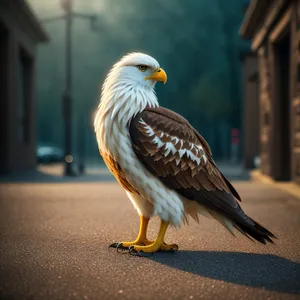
[
  {"x1": 170, "y1": 248, "x2": 175, "y2": 253},
  {"x1": 109, "y1": 242, "x2": 129, "y2": 253},
  {"x1": 116, "y1": 243, "x2": 129, "y2": 253},
  {"x1": 109, "y1": 242, "x2": 119, "y2": 248},
  {"x1": 128, "y1": 246, "x2": 154, "y2": 257},
  {"x1": 129, "y1": 246, "x2": 139, "y2": 256}
]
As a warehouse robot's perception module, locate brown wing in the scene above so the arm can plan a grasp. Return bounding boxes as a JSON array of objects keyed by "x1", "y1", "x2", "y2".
[
  {"x1": 129, "y1": 106, "x2": 240, "y2": 198},
  {"x1": 129, "y1": 107, "x2": 275, "y2": 244}
]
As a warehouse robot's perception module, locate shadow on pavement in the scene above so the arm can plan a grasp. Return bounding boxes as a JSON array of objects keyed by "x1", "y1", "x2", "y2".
[{"x1": 149, "y1": 251, "x2": 300, "y2": 294}]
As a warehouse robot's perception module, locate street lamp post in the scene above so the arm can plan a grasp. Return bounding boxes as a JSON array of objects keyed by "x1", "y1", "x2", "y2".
[
  {"x1": 62, "y1": 0, "x2": 74, "y2": 176},
  {"x1": 41, "y1": 0, "x2": 97, "y2": 176}
]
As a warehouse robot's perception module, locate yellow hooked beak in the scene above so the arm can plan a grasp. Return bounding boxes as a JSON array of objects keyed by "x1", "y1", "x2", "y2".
[{"x1": 145, "y1": 68, "x2": 167, "y2": 84}]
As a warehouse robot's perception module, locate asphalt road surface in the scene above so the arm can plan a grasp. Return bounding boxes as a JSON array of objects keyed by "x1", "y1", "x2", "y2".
[{"x1": 0, "y1": 179, "x2": 299, "y2": 300}]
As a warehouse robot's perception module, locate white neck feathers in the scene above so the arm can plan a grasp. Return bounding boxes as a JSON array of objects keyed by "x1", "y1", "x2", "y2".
[{"x1": 94, "y1": 70, "x2": 159, "y2": 154}]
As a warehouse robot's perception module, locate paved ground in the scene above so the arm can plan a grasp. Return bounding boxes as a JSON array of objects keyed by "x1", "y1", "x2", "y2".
[{"x1": 0, "y1": 178, "x2": 300, "y2": 300}]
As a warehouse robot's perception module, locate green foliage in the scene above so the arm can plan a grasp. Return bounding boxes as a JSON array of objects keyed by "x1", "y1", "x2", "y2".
[{"x1": 190, "y1": 68, "x2": 232, "y2": 122}]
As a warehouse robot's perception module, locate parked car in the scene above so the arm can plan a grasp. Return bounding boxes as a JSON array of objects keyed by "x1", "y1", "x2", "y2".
[{"x1": 36, "y1": 145, "x2": 64, "y2": 164}]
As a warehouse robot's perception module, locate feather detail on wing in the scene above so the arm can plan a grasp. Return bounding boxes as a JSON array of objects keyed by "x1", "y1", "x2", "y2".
[
  {"x1": 129, "y1": 106, "x2": 275, "y2": 244},
  {"x1": 129, "y1": 106, "x2": 236, "y2": 196}
]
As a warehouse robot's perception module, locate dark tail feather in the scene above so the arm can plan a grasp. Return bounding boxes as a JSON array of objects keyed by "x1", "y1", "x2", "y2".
[
  {"x1": 235, "y1": 217, "x2": 277, "y2": 245},
  {"x1": 221, "y1": 174, "x2": 242, "y2": 202}
]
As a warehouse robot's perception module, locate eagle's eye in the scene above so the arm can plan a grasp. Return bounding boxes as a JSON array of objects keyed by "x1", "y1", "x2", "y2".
[{"x1": 137, "y1": 65, "x2": 148, "y2": 72}]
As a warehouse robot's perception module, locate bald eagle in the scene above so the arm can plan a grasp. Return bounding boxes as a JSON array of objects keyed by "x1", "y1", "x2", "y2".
[{"x1": 94, "y1": 53, "x2": 275, "y2": 254}]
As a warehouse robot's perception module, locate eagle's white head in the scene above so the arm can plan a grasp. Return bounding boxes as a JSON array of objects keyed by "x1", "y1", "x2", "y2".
[
  {"x1": 103, "y1": 52, "x2": 167, "y2": 92},
  {"x1": 95, "y1": 53, "x2": 167, "y2": 130}
]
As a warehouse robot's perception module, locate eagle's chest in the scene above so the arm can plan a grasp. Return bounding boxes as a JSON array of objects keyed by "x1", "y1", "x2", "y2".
[
  {"x1": 97, "y1": 117, "x2": 140, "y2": 195},
  {"x1": 101, "y1": 151, "x2": 139, "y2": 195},
  {"x1": 96, "y1": 110, "x2": 185, "y2": 225}
]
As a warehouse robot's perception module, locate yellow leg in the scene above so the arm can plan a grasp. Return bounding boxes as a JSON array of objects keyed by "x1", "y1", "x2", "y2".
[
  {"x1": 129, "y1": 220, "x2": 178, "y2": 254},
  {"x1": 109, "y1": 216, "x2": 152, "y2": 249}
]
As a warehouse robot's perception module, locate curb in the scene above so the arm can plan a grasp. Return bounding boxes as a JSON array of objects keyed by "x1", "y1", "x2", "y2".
[{"x1": 250, "y1": 170, "x2": 300, "y2": 199}]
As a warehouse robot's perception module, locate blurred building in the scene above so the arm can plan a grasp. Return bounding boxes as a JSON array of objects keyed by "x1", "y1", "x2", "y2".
[
  {"x1": 240, "y1": 51, "x2": 259, "y2": 169},
  {"x1": 240, "y1": 0, "x2": 300, "y2": 184},
  {"x1": 0, "y1": 0, "x2": 48, "y2": 174}
]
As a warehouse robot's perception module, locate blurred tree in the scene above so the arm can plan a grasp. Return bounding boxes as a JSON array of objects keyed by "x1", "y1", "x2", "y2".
[
  {"x1": 190, "y1": 68, "x2": 231, "y2": 123},
  {"x1": 28, "y1": 0, "x2": 249, "y2": 162}
]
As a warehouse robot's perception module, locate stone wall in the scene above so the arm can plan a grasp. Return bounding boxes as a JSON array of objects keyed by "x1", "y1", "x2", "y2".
[
  {"x1": 291, "y1": 0, "x2": 300, "y2": 183},
  {"x1": 258, "y1": 45, "x2": 272, "y2": 176},
  {"x1": 0, "y1": 0, "x2": 47, "y2": 173}
]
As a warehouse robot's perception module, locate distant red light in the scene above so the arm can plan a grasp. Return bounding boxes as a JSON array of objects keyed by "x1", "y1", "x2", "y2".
[{"x1": 231, "y1": 128, "x2": 240, "y2": 137}]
